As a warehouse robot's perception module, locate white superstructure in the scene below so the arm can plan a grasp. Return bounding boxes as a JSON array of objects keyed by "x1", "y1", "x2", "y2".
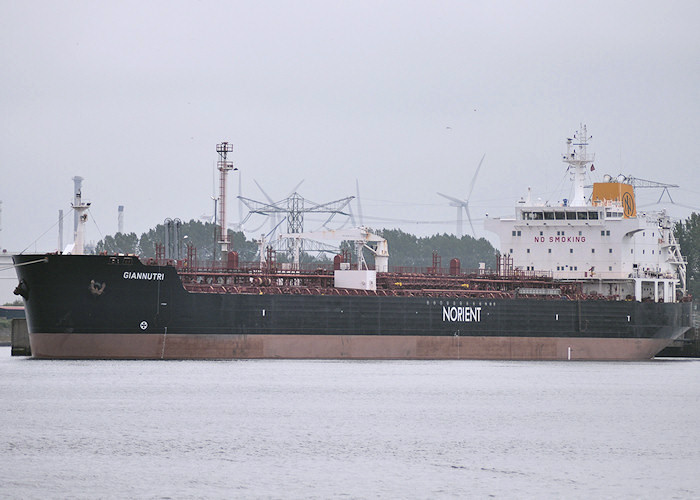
[{"x1": 485, "y1": 126, "x2": 686, "y2": 303}]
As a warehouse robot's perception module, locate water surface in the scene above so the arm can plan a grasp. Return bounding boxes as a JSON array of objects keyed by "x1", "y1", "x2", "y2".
[{"x1": 1, "y1": 347, "x2": 698, "y2": 498}]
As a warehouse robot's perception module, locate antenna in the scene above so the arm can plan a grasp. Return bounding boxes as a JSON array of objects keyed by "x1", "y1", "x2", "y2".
[
  {"x1": 216, "y1": 142, "x2": 237, "y2": 254},
  {"x1": 72, "y1": 176, "x2": 83, "y2": 235},
  {"x1": 562, "y1": 124, "x2": 593, "y2": 207}
]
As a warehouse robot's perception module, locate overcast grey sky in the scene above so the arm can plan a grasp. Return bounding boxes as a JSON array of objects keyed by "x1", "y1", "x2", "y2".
[{"x1": 2, "y1": 0, "x2": 699, "y2": 254}]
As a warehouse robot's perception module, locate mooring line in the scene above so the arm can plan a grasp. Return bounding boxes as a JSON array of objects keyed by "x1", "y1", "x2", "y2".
[{"x1": 0, "y1": 257, "x2": 48, "y2": 273}]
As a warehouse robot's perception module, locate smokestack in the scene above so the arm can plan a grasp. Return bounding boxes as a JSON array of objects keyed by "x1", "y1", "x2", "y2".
[
  {"x1": 72, "y1": 176, "x2": 83, "y2": 235},
  {"x1": 118, "y1": 205, "x2": 124, "y2": 234}
]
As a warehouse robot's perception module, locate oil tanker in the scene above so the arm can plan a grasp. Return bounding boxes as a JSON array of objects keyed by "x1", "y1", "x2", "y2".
[{"x1": 12, "y1": 127, "x2": 692, "y2": 360}]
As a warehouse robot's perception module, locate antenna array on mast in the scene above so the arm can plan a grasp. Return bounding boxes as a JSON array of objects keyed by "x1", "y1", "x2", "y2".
[{"x1": 562, "y1": 124, "x2": 594, "y2": 207}]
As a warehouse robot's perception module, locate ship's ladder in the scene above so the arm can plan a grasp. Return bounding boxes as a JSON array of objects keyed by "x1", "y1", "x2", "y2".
[{"x1": 667, "y1": 230, "x2": 687, "y2": 293}]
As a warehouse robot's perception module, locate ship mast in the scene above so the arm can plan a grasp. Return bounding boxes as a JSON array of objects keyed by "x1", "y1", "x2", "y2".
[
  {"x1": 71, "y1": 189, "x2": 90, "y2": 255},
  {"x1": 216, "y1": 141, "x2": 237, "y2": 255},
  {"x1": 562, "y1": 124, "x2": 594, "y2": 207}
]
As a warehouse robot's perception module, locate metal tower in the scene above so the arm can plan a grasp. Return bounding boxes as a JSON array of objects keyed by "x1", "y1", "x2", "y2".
[
  {"x1": 239, "y1": 192, "x2": 354, "y2": 254},
  {"x1": 216, "y1": 142, "x2": 237, "y2": 254},
  {"x1": 72, "y1": 176, "x2": 83, "y2": 235},
  {"x1": 71, "y1": 189, "x2": 90, "y2": 255}
]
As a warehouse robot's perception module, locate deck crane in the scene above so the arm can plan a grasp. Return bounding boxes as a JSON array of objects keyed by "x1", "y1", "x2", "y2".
[{"x1": 280, "y1": 227, "x2": 389, "y2": 272}]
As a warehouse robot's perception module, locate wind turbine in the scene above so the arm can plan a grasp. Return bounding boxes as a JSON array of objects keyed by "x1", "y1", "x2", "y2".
[
  {"x1": 437, "y1": 154, "x2": 485, "y2": 238},
  {"x1": 253, "y1": 179, "x2": 279, "y2": 234}
]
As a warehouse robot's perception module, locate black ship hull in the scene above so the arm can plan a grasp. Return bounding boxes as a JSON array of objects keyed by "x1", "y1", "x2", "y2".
[{"x1": 13, "y1": 254, "x2": 692, "y2": 360}]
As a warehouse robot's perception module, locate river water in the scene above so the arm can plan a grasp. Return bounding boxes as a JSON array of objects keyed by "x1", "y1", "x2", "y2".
[{"x1": 1, "y1": 347, "x2": 698, "y2": 499}]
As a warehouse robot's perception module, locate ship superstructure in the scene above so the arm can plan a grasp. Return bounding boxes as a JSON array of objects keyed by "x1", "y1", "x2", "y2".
[{"x1": 485, "y1": 125, "x2": 686, "y2": 303}]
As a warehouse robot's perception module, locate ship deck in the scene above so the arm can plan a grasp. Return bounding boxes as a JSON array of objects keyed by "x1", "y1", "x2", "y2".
[{"x1": 146, "y1": 258, "x2": 600, "y2": 300}]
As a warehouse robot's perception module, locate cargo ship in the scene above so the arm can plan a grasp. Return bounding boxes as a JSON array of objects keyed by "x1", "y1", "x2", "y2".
[{"x1": 12, "y1": 127, "x2": 692, "y2": 360}]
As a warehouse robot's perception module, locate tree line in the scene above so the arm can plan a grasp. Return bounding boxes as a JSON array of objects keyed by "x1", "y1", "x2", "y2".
[
  {"x1": 675, "y1": 213, "x2": 700, "y2": 297},
  {"x1": 94, "y1": 220, "x2": 498, "y2": 270}
]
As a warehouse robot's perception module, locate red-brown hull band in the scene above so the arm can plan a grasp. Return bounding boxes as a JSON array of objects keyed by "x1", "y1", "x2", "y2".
[{"x1": 28, "y1": 332, "x2": 671, "y2": 361}]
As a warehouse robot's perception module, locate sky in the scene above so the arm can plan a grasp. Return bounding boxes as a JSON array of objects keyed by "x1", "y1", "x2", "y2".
[{"x1": 2, "y1": 0, "x2": 700, "y2": 256}]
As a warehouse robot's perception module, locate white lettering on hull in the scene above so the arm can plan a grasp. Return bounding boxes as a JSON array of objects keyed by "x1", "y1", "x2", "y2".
[
  {"x1": 123, "y1": 271, "x2": 165, "y2": 281},
  {"x1": 442, "y1": 306, "x2": 482, "y2": 322}
]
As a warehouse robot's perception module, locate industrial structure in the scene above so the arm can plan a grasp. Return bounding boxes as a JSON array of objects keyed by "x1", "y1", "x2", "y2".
[
  {"x1": 72, "y1": 176, "x2": 83, "y2": 236},
  {"x1": 216, "y1": 142, "x2": 236, "y2": 254}
]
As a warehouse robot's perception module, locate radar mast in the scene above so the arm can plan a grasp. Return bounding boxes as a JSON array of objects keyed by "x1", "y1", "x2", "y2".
[{"x1": 563, "y1": 124, "x2": 594, "y2": 206}]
